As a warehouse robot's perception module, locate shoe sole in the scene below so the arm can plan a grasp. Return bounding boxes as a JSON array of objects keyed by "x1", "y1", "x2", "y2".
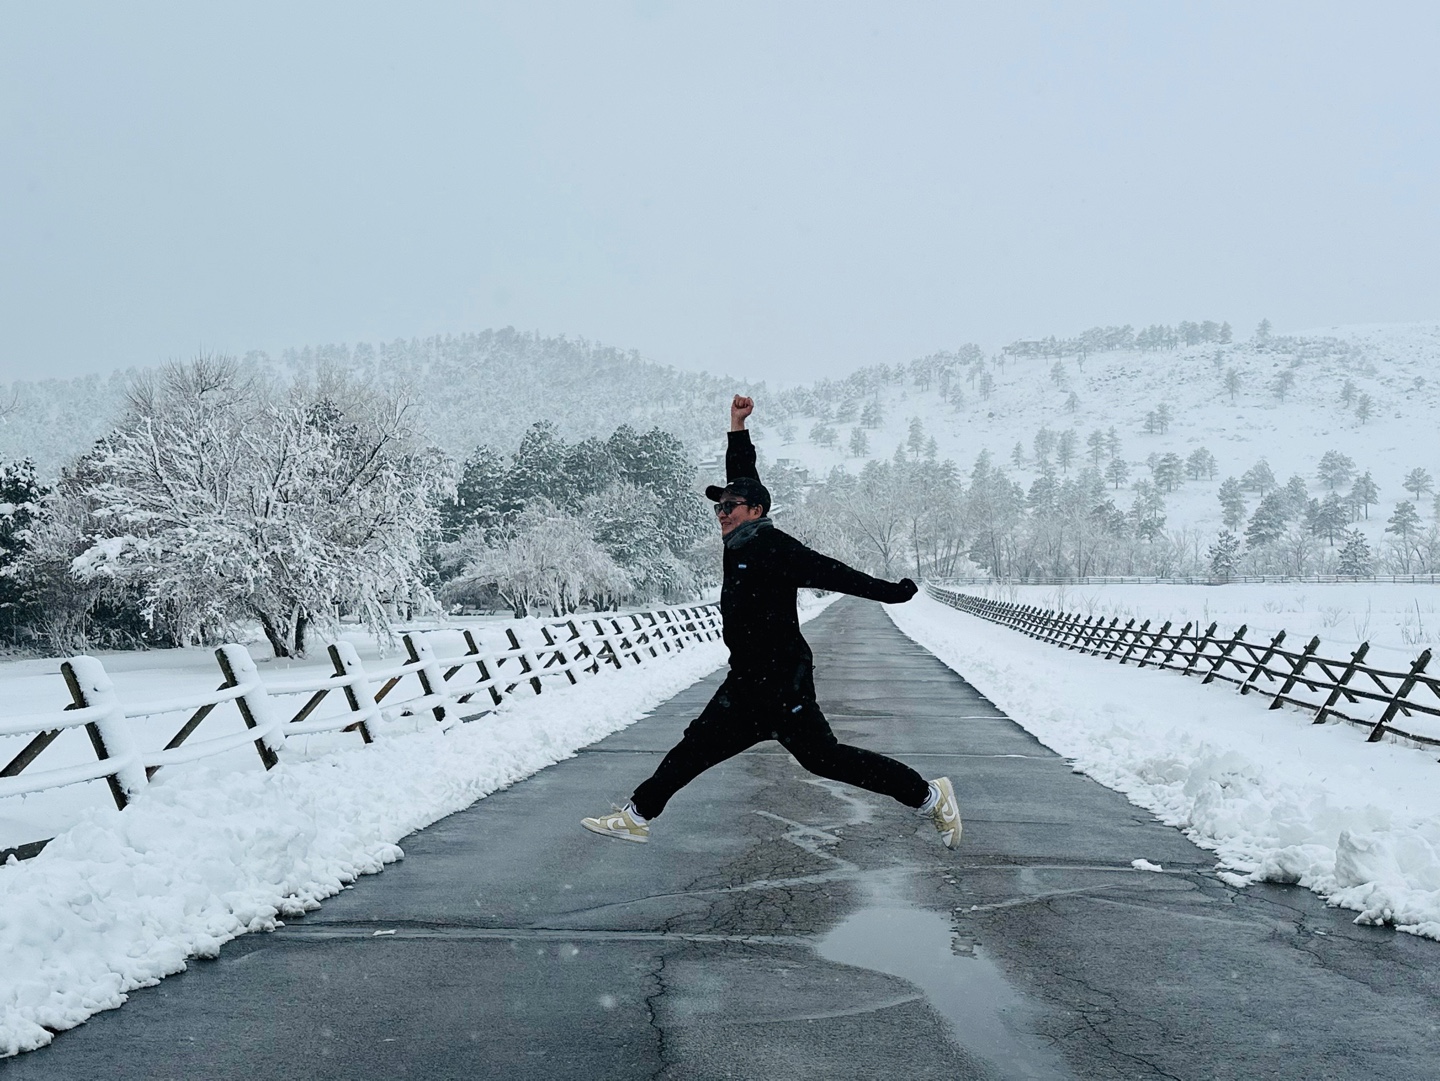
[{"x1": 581, "y1": 818, "x2": 649, "y2": 843}]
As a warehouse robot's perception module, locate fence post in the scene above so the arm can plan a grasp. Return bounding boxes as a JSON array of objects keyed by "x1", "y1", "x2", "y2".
[
  {"x1": 1201, "y1": 625, "x2": 1248, "y2": 684},
  {"x1": 1182, "y1": 622, "x2": 1219, "y2": 676},
  {"x1": 539, "y1": 625, "x2": 581, "y2": 685},
  {"x1": 461, "y1": 629, "x2": 504, "y2": 706},
  {"x1": 1264, "y1": 635, "x2": 1320, "y2": 708},
  {"x1": 1102, "y1": 619, "x2": 1133, "y2": 660},
  {"x1": 504, "y1": 627, "x2": 544, "y2": 695},
  {"x1": 1238, "y1": 630, "x2": 1287, "y2": 696},
  {"x1": 61, "y1": 656, "x2": 147, "y2": 809},
  {"x1": 1366, "y1": 649, "x2": 1432, "y2": 742},
  {"x1": 1116, "y1": 620, "x2": 1148, "y2": 664},
  {"x1": 1089, "y1": 617, "x2": 1120, "y2": 655},
  {"x1": 403, "y1": 633, "x2": 452, "y2": 727},
  {"x1": 328, "y1": 641, "x2": 377, "y2": 743},
  {"x1": 214, "y1": 644, "x2": 284, "y2": 767},
  {"x1": 1310, "y1": 642, "x2": 1368, "y2": 723},
  {"x1": 1135, "y1": 621, "x2": 1171, "y2": 668},
  {"x1": 1157, "y1": 621, "x2": 1193, "y2": 670}
]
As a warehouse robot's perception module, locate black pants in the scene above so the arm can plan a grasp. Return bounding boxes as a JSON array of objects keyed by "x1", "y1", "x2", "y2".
[{"x1": 630, "y1": 670, "x2": 930, "y2": 820}]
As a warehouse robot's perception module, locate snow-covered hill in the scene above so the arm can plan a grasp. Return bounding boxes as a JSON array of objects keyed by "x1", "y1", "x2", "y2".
[{"x1": 753, "y1": 321, "x2": 1440, "y2": 554}]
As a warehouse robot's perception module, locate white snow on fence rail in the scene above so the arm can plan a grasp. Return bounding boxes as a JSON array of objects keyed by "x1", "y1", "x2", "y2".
[
  {"x1": 888, "y1": 591, "x2": 1440, "y2": 945},
  {"x1": 0, "y1": 598, "x2": 780, "y2": 1058}
]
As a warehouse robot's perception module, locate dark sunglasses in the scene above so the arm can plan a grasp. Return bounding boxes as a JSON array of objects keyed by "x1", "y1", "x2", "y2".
[{"x1": 713, "y1": 499, "x2": 752, "y2": 515}]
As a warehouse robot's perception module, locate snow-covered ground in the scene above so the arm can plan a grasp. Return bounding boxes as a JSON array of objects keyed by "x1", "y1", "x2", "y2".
[{"x1": 888, "y1": 591, "x2": 1440, "y2": 943}]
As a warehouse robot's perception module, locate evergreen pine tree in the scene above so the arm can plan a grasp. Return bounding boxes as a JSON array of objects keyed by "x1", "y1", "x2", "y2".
[
  {"x1": 1246, "y1": 491, "x2": 1289, "y2": 547},
  {"x1": 1338, "y1": 528, "x2": 1372, "y2": 575},
  {"x1": 1241, "y1": 459, "x2": 1276, "y2": 495},
  {"x1": 1316, "y1": 492, "x2": 1348, "y2": 545},
  {"x1": 1402, "y1": 467, "x2": 1434, "y2": 501},
  {"x1": 1086, "y1": 429, "x2": 1107, "y2": 466},
  {"x1": 1349, "y1": 470, "x2": 1379, "y2": 519},
  {"x1": 1218, "y1": 476, "x2": 1247, "y2": 529},
  {"x1": 1186, "y1": 447, "x2": 1216, "y2": 480},
  {"x1": 1386, "y1": 500, "x2": 1421, "y2": 543},
  {"x1": 1207, "y1": 530, "x2": 1241, "y2": 580}
]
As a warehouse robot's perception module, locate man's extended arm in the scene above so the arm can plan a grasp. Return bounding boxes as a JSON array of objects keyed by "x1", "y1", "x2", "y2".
[
  {"x1": 781, "y1": 535, "x2": 918, "y2": 603},
  {"x1": 726, "y1": 394, "x2": 759, "y2": 482}
]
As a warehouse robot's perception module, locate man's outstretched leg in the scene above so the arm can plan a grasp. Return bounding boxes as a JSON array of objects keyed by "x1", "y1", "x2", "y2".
[
  {"x1": 777, "y1": 702, "x2": 963, "y2": 848},
  {"x1": 582, "y1": 682, "x2": 762, "y2": 843}
]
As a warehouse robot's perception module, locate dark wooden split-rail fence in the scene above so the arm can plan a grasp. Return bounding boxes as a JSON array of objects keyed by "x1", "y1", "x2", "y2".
[
  {"x1": 0, "y1": 605, "x2": 722, "y2": 863},
  {"x1": 925, "y1": 583, "x2": 1440, "y2": 754}
]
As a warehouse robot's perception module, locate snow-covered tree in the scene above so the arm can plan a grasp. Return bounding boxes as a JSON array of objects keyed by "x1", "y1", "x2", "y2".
[
  {"x1": 1207, "y1": 530, "x2": 1241, "y2": 580},
  {"x1": 1056, "y1": 430, "x2": 1077, "y2": 473},
  {"x1": 1149, "y1": 452, "x2": 1184, "y2": 493},
  {"x1": 1338, "y1": 529, "x2": 1372, "y2": 576},
  {"x1": 1281, "y1": 474, "x2": 1310, "y2": 517},
  {"x1": 464, "y1": 500, "x2": 629, "y2": 617},
  {"x1": 1241, "y1": 459, "x2": 1277, "y2": 496},
  {"x1": 1246, "y1": 491, "x2": 1289, "y2": 548},
  {"x1": 1086, "y1": 429, "x2": 1107, "y2": 466},
  {"x1": 1316, "y1": 450, "x2": 1355, "y2": 491},
  {"x1": 1314, "y1": 492, "x2": 1348, "y2": 545},
  {"x1": 46, "y1": 358, "x2": 448, "y2": 656},
  {"x1": 906, "y1": 418, "x2": 926, "y2": 456},
  {"x1": 1032, "y1": 427, "x2": 1056, "y2": 464},
  {"x1": 1349, "y1": 470, "x2": 1379, "y2": 519},
  {"x1": 1271, "y1": 369, "x2": 1296, "y2": 402},
  {"x1": 1185, "y1": 447, "x2": 1217, "y2": 480},
  {"x1": 1402, "y1": 467, "x2": 1434, "y2": 501},
  {"x1": 1105, "y1": 456, "x2": 1130, "y2": 490},
  {"x1": 1128, "y1": 481, "x2": 1166, "y2": 541},
  {"x1": 1218, "y1": 476, "x2": 1247, "y2": 529},
  {"x1": 1386, "y1": 500, "x2": 1421, "y2": 543},
  {"x1": 848, "y1": 427, "x2": 869, "y2": 457},
  {"x1": 0, "y1": 459, "x2": 48, "y2": 640}
]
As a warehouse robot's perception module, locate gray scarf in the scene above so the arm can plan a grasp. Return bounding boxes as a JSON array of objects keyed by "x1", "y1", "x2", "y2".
[{"x1": 723, "y1": 516, "x2": 773, "y2": 550}]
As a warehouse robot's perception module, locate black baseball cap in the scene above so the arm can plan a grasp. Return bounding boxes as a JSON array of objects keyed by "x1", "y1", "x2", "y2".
[{"x1": 704, "y1": 476, "x2": 771, "y2": 514}]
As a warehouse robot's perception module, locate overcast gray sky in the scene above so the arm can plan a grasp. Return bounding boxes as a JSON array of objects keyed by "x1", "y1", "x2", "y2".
[{"x1": 2, "y1": 2, "x2": 1437, "y2": 384}]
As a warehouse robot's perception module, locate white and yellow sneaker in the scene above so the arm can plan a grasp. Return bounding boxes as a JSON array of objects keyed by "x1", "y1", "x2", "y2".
[
  {"x1": 581, "y1": 803, "x2": 650, "y2": 844},
  {"x1": 921, "y1": 777, "x2": 962, "y2": 849}
]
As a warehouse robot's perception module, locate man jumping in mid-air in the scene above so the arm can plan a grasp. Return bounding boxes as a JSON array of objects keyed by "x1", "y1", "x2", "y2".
[{"x1": 582, "y1": 395, "x2": 961, "y2": 848}]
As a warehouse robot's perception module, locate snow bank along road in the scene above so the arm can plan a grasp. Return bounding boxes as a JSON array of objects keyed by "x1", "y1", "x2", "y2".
[{"x1": 8, "y1": 598, "x2": 1440, "y2": 1080}]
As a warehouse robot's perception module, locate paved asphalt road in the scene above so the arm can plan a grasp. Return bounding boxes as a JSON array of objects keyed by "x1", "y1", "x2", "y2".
[{"x1": 9, "y1": 598, "x2": 1440, "y2": 1080}]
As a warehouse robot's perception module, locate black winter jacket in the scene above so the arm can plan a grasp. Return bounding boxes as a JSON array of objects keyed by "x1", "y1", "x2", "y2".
[{"x1": 717, "y1": 430, "x2": 915, "y2": 692}]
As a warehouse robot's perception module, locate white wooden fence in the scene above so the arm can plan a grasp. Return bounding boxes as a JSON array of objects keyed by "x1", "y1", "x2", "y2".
[{"x1": 0, "y1": 604, "x2": 722, "y2": 861}]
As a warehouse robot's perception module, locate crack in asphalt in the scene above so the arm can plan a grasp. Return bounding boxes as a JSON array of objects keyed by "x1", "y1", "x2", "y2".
[{"x1": 644, "y1": 953, "x2": 670, "y2": 1081}]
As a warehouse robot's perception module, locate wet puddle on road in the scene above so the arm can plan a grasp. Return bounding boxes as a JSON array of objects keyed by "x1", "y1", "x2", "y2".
[{"x1": 817, "y1": 898, "x2": 1071, "y2": 1080}]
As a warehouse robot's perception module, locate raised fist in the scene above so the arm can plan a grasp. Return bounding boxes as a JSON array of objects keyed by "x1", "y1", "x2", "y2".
[{"x1": 731, "y1": 395, "x2": 755, "y2": 430}]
